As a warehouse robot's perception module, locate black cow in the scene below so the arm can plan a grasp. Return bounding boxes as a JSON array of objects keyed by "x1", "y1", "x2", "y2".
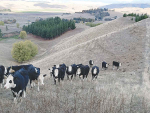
[
  {"x1": 66, "y1": 64, "x2": 78, "y2": 80},
  {"x1": 53, "y1": 63, "x2": 66, "y2": 84},
  {"x1": 113, "y1": 61, "x2": 121, "y2": 70},
  {"x1": 4, "y1": 68, "x2": 29, "y2": 103},
  {"x1": 89, "y1": 60, "x2": 94, "y2": 67},
  {"x1": 0, "y1": 65, "x2": 7, "y2": 88},
  {"x1": 76, "y1": 65, "x2": 90, "y2": 80},
  {"x1": 102, "y1": 61, "x2": 108, "y2": 70},
  {"x1": 91, "y1": 66, "x2": 99, "y2": 80}
]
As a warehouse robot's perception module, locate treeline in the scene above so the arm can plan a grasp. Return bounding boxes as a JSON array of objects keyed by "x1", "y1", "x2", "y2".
[
  {"x1": 0, "y1": 9, "x2": 11, "y2": 12},
  {"x1": 81, "y1": 8, "x2": 110, "y2": 20},
  {"x1": 123, "y1": 13, "x2": 149, "y2": 22},
  {"x1": 73, "y1": 18, "x2": 94, "y2": 23},
  {"x1": 23, "y1": 17, "x2": 76, "y2": 39}
]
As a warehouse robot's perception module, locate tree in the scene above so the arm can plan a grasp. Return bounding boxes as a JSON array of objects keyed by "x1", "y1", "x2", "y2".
[
  {"x1": 6, "y1": 25, "x2": 8, "y2": 31},
  {"x1": 16, "y1": 23, "x2": 19, "y2": 28},
  {"x1": 0, "y1": 29, "x2": 2, "y2": 38},
  {"x1": 123, "y1": 13, "x2": 127, "y2": 17},
  {"x1": 11, "y1": 40, "x2": 38, "y2": 63},
  {"x1": 19, "y1": 31, "x2": 27, "y2": 39}
]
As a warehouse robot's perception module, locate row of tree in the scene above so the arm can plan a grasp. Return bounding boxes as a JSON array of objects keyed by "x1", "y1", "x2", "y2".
[
  {"x1": 123, "y1": 13, "x2": 149, "y2": 22},
  {"x1": 23, "y1": 17, "x2": 76, "y2": 39},
  {"x1": 73, "y1": 18, "x2": 94, "y2": 23},
  {"x1": 0, "y1": 29, "x2": 2, "y2": 38},
  {"x1": 81, "y1": 8, "x2": 110, "y2": 21}
]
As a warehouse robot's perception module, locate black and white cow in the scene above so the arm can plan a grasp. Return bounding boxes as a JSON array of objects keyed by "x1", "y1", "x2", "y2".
[
  {"x1": 0, "y1": 65, "x2": 7, "y2": 88},
  {"x1": 7, "y1": 64, "x2": 47, "y2": 91},
  {"x1": 66, "y1": 64, "x2": 78, "y2": 80},
  {"x1": 102, "y1": 61, "x2": 108, "y2": 70},
  {"x1": 76, "y1": 65, "x2": 90, "y2": 80},
  {"x1": 91, "y1": 66, "x2": 99, "y2": 80},
  {"x1": 27, "y1": 65, "x2": 47, "y2": 91},
  {"x1": 89, "y1": 60, "x2": 94, "y2": 67},
  {"x1": 53, "y1": 63, "x2": 66, "y2": 85},
  {"x1": 4, "y1": 68, "x2": 29, "y2": 103},
  {"x1": 112, "y1": 61, "x2": 121, "y2": 70}
]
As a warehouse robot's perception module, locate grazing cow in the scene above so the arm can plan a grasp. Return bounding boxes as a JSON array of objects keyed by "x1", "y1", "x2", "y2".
[
  {"x1": 0, "y1": 65, "x2": 7, "y2": 88},
  {"x1": 91, "y1": 66, "x2": 99, "y2": 80},
  {"x1": 53, "y1": 63, "x2": 66, "y2": 84},
  {"x1": 66, "y1": 64, "x2": 78, "y2": 80},
  {"x1": 76, "y1": 65, "x2": 90, "y2": 80},
  {"x1": 4, "y1": 68, "x2": 29, "y2": 103},
  {"x1": 113, "y1": 61, "x2": 121, "y2": 70},
  {"x1": 102, "y1": 61, "x2": 108, "y2": 70},
  {"x1": 89, "y1": 60, "x2": 94, "y2": 67},
  {"x1": 48, "y1": 67, "x2": 53, "y2": 77}
]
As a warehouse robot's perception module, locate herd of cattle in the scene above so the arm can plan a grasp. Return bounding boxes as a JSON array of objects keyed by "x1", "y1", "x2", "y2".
[{"x1": 0, "y1": 60, "x2": 121, "y2": 103}]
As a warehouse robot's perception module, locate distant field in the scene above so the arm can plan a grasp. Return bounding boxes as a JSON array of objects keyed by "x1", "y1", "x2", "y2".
[{"x1": 15, "y1": 9, "x2": 65, "y2": 13}]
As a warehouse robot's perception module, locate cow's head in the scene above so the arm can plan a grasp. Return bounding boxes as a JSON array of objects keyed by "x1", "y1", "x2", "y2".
[
  {"x1": 54, "y1": 69, "x2": 59, "y2": 77},
  {"x1": 76, "y1": 68, "x2": 81, "y2": 76},
  {"x1": 9, "y1": 67, "x2": 15, "y2": 74},
  {"x1": 68, "y1": 66, "x2": 72, "y2": 72},
  {"x1": 4, "y1": 74, "x2": 16, "y2": 89},
  {"x1": 93, "y1": 68, "x2": 97, "y2": 74},
  {"x1": 119, "y1": 63, "x2": 121, "y2": 66}
]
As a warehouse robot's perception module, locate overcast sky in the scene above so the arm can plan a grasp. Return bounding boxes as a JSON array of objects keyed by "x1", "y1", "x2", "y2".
[{"x1": 26, "y1": 0, "x2": 150, "y2": 4}]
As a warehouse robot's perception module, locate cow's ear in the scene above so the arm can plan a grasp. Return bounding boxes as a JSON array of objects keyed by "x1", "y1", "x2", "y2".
[{"x1": 14, "y1": 77, "x2": 17, "y2": 80}]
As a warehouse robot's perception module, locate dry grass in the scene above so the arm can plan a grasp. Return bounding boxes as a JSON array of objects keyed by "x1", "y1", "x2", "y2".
[{"x1": 0, "y1": 76, "x2": 150, "y2": 113}]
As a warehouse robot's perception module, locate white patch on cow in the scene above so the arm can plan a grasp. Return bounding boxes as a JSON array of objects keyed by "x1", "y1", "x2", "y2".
[
  {"x1": 106, "y1": 64, "x2": 108, "y2": 68},
  {"x1": 76, "y1": 68, "x2": 81, "y2": 75},
  {"x1": 119, "y1": 63, "x2": 122, "y2": 66},
  {"x1": 4, "y1": 74, "x2": 16, "y2": 89},
  {"x1": 56, "y1": 65, "x2": 59, "y2": 68},
  {"x1": 92, "y1": 60, "x2": 94, "y2": 65},
  {"x1": 35, "y1": 68, "x2": 38, "y2": 73},
  {"x1": 4, "y1": 67, "x2": 7, "y2": 75},
  {"x1": 54, "y1": 69, "x2": 59, "y2": 77},
  {"x1": 93, "y1": 68, "x2": 97, "y2": 74},
  {"x1": 68, "y1": 66, "x2": 72, "y2": 72}
]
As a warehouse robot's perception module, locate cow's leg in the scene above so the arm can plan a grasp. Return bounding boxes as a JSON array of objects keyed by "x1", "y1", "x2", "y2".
[
  {"x1": 24, "y1": 88, "x2": 26, "y2": 98},
  {"x1": 38, "y1": 81, "x2": 40, "y2": 91},
  {"x1": 58, "y1": 78, "x2": 60, "y2": 85},
  {"x1": 67, "y1": 75, "x2": 69, "y2": 80},
  {"x1": 30, "y1": 80, "x2": 33, "y2": 88},
  {"x1": 71, "y1": 75, "x2": 73, "y2": 80},
  {"x1": 54, "y1": 78, "x2": 56, "y2": 85},
  {"x1": 1, "y1": 83, "x2": 2, "y2": 88},
  {"x1": 117, "y1": 66, "x2": 119, "y2": 71}
]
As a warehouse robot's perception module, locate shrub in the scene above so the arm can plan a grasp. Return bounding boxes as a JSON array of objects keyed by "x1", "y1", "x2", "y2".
[
  {"x1": 11, "y1": 40, "x2": 38, "y2": 63},
  {"x1": 16, "y1": 23, "x2": 19, "y2": 28},
  {"x1": 19, "y1": 31, "x2": 27, "y2": 39},
  {"x1": 123, "y1": 13, "x2": 127, "y2": 17},
  {"x1": 0, "y1": 21, "x2": 4, "y2": 26}
]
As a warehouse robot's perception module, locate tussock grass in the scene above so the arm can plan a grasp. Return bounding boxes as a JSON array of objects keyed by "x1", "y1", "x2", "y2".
[{"x1": 0, "y1": 76, "x2": 150, "y2": 113}]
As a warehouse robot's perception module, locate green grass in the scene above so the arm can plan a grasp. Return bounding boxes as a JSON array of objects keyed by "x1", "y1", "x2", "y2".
[
  {"x1": 86, "y1": 22, "x2": 102, "y2": 27},
  {"x1": 0, "y1": 35, "x2": 19, "y2": 41}
]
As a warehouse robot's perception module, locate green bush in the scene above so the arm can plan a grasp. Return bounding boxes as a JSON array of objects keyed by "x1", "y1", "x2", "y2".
[
  {"x1": 19, "y1": 31, "x2": 27, "y2": 39},
  {"x1": 86, "y1": 22, "x2": 102, "y2": 27},
  {"x1": 11, "y1": 40, "x2": 38, "y2": 63},
  {"x1": 0, "y1": 21, "x2": 4, "y2": 26}
]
